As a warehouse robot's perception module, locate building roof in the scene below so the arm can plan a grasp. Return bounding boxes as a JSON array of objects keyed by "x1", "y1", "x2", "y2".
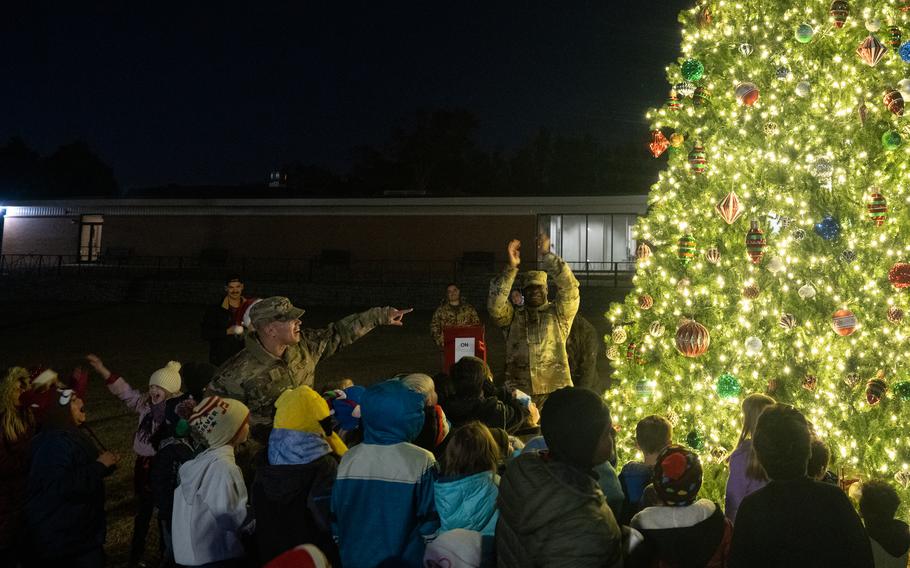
[{"x1": 1, "y1": 195, "x2": 648, "y2": 217}]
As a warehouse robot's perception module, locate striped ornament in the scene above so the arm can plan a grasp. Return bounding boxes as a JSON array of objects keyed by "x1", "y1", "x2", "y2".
[
  {"x1": 884, "y1": 89, "x2": 904, "y2": 116},
  {"x1": 867, "y1": 192, "x2": 887, "y2": 226},
  {"x1": 831, "y1": 309, "x2": 857, "y2": 336},
  {"x1": 675, "y1": 320, "x2": 711, "y2": 357},
  {"x1": 677, "y1": 234, "x2": 698, "y2": 264},
  {"x1": 688, "y1": 144, "x2": 708, "y2": 174},
  {"x1": 745, "y1": 221, "x2": 766, "y2": 264}
]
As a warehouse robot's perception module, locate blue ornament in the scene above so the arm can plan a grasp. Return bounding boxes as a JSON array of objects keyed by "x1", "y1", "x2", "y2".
[
  {"x1": 901, "y1": 41, "x2": 910, "y2": 63},
  {"x1": 814, "y1": 215, "x2": 841, "y2": 240}
]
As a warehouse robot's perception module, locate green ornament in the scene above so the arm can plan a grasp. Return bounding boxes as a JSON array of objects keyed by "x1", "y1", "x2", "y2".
[
  {"x1": 677, "y1": 234, "x2": 697, "y2": 264},
  {"x1": 716, "y1": 373, "x2": 742, "y2": 398},
  {"x1": 894, "y1": 381, "x2": 910, "y2": 401},
  {"x1": 681, "y1": 58, "x2": 705, "y2": 82},
  {"x1": 686, "y1": 429, "x2": 705, "y2": 450},
  {"x1": 883, "y1": 130, "x2": 903, "y2": 151},
  {"x1": 795, "y1": 23, "x2": 814, "y2": 43},
  {"x1": 635, "y1": 378, "x2": 655, "y2": 397}
]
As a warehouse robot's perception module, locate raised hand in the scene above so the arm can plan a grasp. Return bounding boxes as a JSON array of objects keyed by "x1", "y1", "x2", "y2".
[
  {"x1": 536, "y1": 233, "x2": 552, "y2": 258},
  {"x1": 507, "y1": 239, "x2": 521, "y2": 268},
  {"x1": 387, "y1": 308, "x2": 414, "y2": 326},
  {"x1": 96, "y1": 451, "x2": 120, "y2": 468},
  {"x1": 85, "y1": 354, "x2": 111, "y2": 380}
]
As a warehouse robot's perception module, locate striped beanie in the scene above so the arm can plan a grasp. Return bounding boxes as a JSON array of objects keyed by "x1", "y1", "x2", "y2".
[{"x1": 190, "y1": 396, "x2": 249, "y2": 449}]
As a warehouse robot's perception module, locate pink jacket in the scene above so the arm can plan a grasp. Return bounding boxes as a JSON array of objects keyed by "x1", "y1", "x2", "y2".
[{"x1": 106, "y1": 374, "x2": 160, "y2": 457}]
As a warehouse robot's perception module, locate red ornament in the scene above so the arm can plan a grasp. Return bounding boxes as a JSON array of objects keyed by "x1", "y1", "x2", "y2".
[
  {"x1": 831, "y1": 309, "x2": 857, "y2": 336},
  {"x1": 888, "y1": 306, "x2": 904, "y2": 323},
  {"x1": 889, "y1": 263, "x2": 910, "y2": 288},
  {"x1": 675, "y1": 320, "x2": 711, "y2": 357},
  {"x1": 746, "y1": 221, "x2": 766, "y2": 264},
  {"x1": 649, "y1": 130, "x2": 669, "y2": 158},
  {"x1": 884, "y1": 89, "x2": 905, "y2": 116}
]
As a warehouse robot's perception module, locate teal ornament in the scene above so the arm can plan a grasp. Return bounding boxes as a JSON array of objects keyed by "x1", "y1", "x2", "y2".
[
  {"x1": 635, "y1": 379, "x2": 655, "y2": 397},
  {"x1": 814, "y1": 215, "x2": 841, "y2": 240},
  {"x1": 716, "y1": 373, "x2": 742, "y2": 399},
  {"x1": 681, "y1": 59, "x2": 705, "y2": 82},
  {"x1": 686, "y1": 429, "x2": 705, "y2": 450},
  {"x1": 883, "y1": 130, "x2": 903, "y2": 151},
  {"x1": 795, "y1": 23, "x2": 814, "y2": 43},
  {"x1": 894, "y1": 381, "x2": 910, "y2": 401}
]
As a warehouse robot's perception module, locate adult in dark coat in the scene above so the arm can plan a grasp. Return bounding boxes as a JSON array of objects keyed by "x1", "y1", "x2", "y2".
[
  {"x1": 0, "y1": 367, "x2": 35, "y2": 565},
  {"x1": 200, "y1": 275, "x2": 254, "y2": 366},
  {"x1": 566, "y1": 313, "x2": 600, "y2": 391},
  {"x1": 25, "y1": 382, "x2": 119, "y2": 567}
]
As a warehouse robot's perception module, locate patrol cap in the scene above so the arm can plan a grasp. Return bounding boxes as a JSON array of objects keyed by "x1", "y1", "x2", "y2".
[
  {"x1": 248, "y1": 296, "x2": 305, "y2": 324},
  {"x1": 521, "y1": 270, "x2": 548, "y2": 289}
]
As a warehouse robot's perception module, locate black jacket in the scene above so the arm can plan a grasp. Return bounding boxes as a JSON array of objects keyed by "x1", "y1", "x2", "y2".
[
  {"x1": 25, "y1": 425, "x2": 114, "y2": 560},
  {"x1": 628, "y1": 500, "x2": 731, "y2": 568},
  {"x1": 201, "y1": 301, "x2": 245, "y2": 366},
  {"x1": 250, "y1": 453, "x2": 339, "y2": 566},
  {"x1": 149, "y1": 437, "x2": 196, "y2": 526},
  {"x1": 443, "y1": 389, "x2": 528, "y2": 434}
]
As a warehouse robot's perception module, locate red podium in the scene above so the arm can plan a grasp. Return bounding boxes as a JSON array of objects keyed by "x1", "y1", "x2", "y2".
[{"x1": 443, "y1": 325, "x2": 486, "y2": 374}]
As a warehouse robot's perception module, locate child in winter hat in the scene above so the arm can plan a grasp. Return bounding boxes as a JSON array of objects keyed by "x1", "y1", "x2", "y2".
[
  {"x1": 652, "y1": 444, "x2": 703, "y2": 506},
  {"x1": 87, "y1": 354, "x2": 183, "y2": 566},
  {"x1": 189, "y1": 396, "x2": 250, "y2": 448},
  {"x1": 270, "y1": 384, "x2": 348, "y2": 463}
]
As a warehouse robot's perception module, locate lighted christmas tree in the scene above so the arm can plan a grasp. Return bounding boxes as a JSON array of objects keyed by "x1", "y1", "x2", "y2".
[{"x1": 606, "y1": 0, "x2": 910, "y2": 501}]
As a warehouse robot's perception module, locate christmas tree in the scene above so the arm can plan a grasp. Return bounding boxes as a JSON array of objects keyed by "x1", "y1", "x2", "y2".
[{"x1": 606, "y1": 0, "x2": 910, "y2": 503}]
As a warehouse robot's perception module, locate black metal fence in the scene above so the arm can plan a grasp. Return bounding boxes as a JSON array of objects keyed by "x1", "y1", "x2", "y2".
[{"x1": 0, "y1": 254, "x2": 634, "y2": 285}]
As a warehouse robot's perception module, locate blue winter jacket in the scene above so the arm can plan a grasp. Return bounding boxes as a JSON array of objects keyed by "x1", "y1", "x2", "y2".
[
  {"x1": 434, "y1": 471, "x2": 499, "y2": 536},
  {"x1": 331, "y1": 380, "x2": 440, "y2": 568}
]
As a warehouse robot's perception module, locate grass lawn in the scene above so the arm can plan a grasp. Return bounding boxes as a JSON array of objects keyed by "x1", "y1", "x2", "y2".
[{"x1": 1, "y1": 298, "x2": 618, "y2": 566}]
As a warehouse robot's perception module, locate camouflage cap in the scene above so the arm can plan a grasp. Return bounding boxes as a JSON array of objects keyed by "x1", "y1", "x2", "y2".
[
  {"x1": 521, "y1": 270, "x2": 548, "y2": 289},
  {"x1": 248, "y1": 296, "x2": 305, "y2": 324}
]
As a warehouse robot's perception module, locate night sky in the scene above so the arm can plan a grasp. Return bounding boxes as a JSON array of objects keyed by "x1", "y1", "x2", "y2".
[{"x1": 1, "y1": 1, "x2": 691, "y2": 189}]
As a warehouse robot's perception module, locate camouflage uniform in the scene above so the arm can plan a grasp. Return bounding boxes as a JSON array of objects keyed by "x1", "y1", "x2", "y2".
[
  {"x1": 488, "y1": 252, "x2": 580, "y2": 397},
  {"x1": 206, "y1": 299, "x2": 393, "y2": 443},
  {"x1": 429, "y1": 301, "x2": 481, "y2": 347},
  {"x1": 566, "y1": 313, "x2": 599, "y2": 391}
]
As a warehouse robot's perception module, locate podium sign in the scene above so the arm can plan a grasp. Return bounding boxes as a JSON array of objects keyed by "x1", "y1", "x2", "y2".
[{"x1": 443, "y1": 325, "x2": 486, "y2": 373}]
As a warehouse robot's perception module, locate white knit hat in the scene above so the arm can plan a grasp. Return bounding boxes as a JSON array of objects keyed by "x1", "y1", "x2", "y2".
[
  {"x1": 149, "y1": 361, "x2": 182, "y2": 394},
  {"x1": 190, "y1": 396, "x2": 249, "y2": 448}
]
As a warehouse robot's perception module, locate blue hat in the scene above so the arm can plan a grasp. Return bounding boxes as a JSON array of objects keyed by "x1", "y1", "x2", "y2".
[{"x1": 332, "y1": 385, "x2": 366, "y2": 432}]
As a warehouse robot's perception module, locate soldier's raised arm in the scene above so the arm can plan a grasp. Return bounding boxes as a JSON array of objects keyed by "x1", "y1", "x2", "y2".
[
  {"x1": 299, "y1": 306, "x2": 413, "y2": 365},
  {"x1": 488, "y1": 239, "x2": 519, "y2": 328},
  {"x1": 538, "y1": 233, "x2": 580, "y2": 332}
]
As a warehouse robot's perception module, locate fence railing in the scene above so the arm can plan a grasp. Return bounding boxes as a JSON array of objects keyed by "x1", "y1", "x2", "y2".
[{"x1": 0, "y1": 254, "x2": 635, "y2": 285}]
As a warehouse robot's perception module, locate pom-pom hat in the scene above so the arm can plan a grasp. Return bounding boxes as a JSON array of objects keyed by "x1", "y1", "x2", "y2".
[{"x1": 149, "y1": 361, "x2": 182, "y2": 394}]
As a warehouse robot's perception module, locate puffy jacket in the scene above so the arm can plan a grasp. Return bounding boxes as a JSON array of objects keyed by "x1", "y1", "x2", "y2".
[
  {"x1": 25, "y1": 425, "x2": 113, "y2": 560},
  {"x1": 496, "y1": 452, "x2": 622, "y2": 568},
  {"x1": 332, "y1": 380, "x2": 440, "y2": 568},
  {"x1": 435, "y1": 471, "x2": 499, "y2": 536},
  {"x1": 171, "y1": 445, "x2": 249, "y2": 566},
  {"x1": 105, "y1": 374, "x2": 164, "y2": 457},
  {"x1": 208, "y1": 306, "x2": 392, "y2": 442},
  {"x1": 629, "y1": 499, "x2": 732, "y2": 568},
  {"x1": 487, "y1": 252, "x2": 580, "y2": 395},
  {"x1": 251, "y1": 451, "x2": 339, "y2": 566}
]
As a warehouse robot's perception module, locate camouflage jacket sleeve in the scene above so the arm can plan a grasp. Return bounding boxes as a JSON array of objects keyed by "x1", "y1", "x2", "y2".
[
  {"x1": 542, "y1": 252, "x2": 580, "y2": 332},
  {"x1": 487, "y1": 266, "x2": 517, "y2": 328},
  {"x1": 298, "y1": 306, "x2": 393, "y2": 365},
  {"x1": 464, "y1": 304, "x2": 481, "y2": 326},
  {"x1": 430, "y1": 306, "x2": 446, "y2": 347}
]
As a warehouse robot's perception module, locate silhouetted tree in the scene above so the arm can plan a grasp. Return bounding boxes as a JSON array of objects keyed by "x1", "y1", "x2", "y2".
[{"x1": 43, "y1": 140, "x2": 118, "y2": 197}]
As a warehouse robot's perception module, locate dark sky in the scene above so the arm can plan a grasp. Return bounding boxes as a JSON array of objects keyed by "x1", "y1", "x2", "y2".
[{"x1": 0, "y1": 1, "x2": 690, "y2": 189}]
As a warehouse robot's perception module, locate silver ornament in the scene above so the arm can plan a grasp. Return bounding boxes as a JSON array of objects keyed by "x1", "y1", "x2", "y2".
[
  {"x1": 866, "y1": 18, "x2": 881, "y2": 33},
  {"x1": 798, "y1": 284, "x2": 816, "y2": 299},
  {"x1": 795, "y1": 80, "x2": 811, "y2": 97},
  {"x1": 745, "y1": 336, "x2": 763, "y2": 355},
  {"x1": 705, "y1": 247, "x2": 721, "y2": 264},
  {"x1": 895, "y1": 471, "x2": 910, "y2": 488},
  {"x1": 840, "y1": 249, "x2": 857, "y2": 263},
  {"x1": 792, "y1": 228, "x2": 806, "y2": 241},
  {"x1": 674, "y1": 81, "x2": 697, "y2": 98},
  {"x1": 763, "y1": 122, "x2": 780, "y2": 136},
  {"x1": 814, "y1": 158, "x2": 833, "y2": 181},
  {"x1": 775, "y1": 66, "x2": 792, "y2": 81},
  {"x1": 844, "y1": 372, "x2": 861, "y2": 388},
  {"x1": 739, "y1": 43, "x2": 754, "y2": 56},
  {"x1": 649, "y1": 321, "x2": 666, "y2": 337},
  {"x1": 612, "y1": 327, "x2": 628, "y2": 344}
]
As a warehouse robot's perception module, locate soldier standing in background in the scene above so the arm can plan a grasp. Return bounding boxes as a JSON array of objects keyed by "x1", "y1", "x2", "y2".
[
  {"x1": 488, "y1": 234, "x2": 580, "y2": 409},
  {"x1": 429, "y1": 283, "x2": 481, "y2": 347}
]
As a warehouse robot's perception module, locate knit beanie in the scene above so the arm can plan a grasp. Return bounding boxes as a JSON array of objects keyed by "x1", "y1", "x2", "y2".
[
  {"x1": 264, "y1": 544, "x2": 330, "y2": 568},
  {"x1": 149, "y1": 361, "x2": 182, "y2": 395},
  {"x1": 189, "y1": 396, "x2": 249, "y2": 449},
  {"x1": 424, "y1": 529, "x2": 483, "y2": 568},
  {"x1": 274, "y1": 385, "x2": 347, "y2": 456},
  {"x1": 652, "y1": 444, "x2": 703, "y2": 506},
  {"x1": 331, "y1": 385, "x2": 365, "y2": 432},
  {"x1": 540, "y1": 387, "x2": 611, "y2": 469}
]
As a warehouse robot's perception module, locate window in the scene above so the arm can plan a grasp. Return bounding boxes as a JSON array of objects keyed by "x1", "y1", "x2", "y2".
[
  {"x1": 78, "y1": 214, "x2": 103, "y2": 262},
  {"x1": 538, "y1": 214, "x2": 637, "y2": 271}
]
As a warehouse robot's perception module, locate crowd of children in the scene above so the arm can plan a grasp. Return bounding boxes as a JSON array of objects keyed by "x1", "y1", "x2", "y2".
[{"x1": 1, "y1": 351, "x2": 909, "y2": 568}]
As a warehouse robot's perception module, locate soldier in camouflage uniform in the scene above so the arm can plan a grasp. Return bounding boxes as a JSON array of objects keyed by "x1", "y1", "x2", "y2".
[
  {"x1": 488, "y1": 235, "x2": 580, "y2": 407},
  {"x1": 206, "y1": 296, "x2": 412, "y2": 444},
  {"x1": 429, "y1": 283, "x2": 481, "y2": 347}
]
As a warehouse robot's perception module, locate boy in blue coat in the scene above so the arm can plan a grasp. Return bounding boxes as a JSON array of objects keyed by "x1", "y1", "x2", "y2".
[{"x1": 332, "y1": 378, "x2": 440, "y2": 568}]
